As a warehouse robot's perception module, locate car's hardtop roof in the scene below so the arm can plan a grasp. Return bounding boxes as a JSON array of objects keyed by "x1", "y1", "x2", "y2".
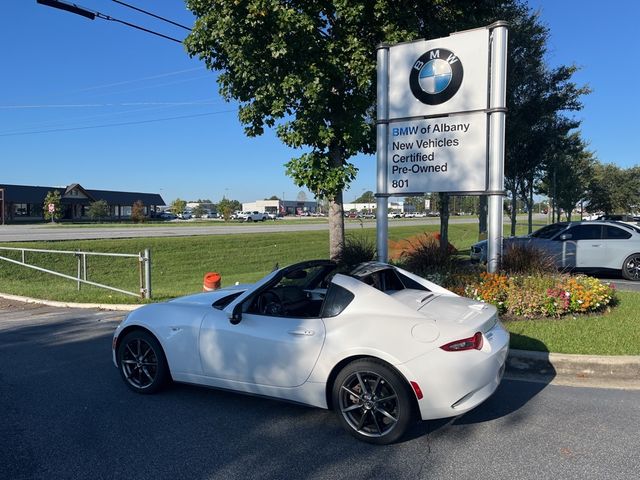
[{"x1": 348, "y1": 261, "x2": 396, "y2": 278}]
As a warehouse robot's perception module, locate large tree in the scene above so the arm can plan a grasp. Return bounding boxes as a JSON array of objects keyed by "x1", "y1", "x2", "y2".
[
  {"x1": 185, "y1": 0, "x2": 512, "y2": 259},
  {"x1": 500, "y1": 5, "x2": 589, "y2": 235},
  {"x1": 584, "y1": 164, "x2": 640, "y2": 215}
]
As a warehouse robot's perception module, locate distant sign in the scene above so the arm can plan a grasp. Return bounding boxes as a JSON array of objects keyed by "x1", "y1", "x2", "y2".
[
  {"x1": 48, "y1": 203, "x2": 55, "y2": 213},
  {"x1": 387, "y1": 112, "x2": 487, "y2": 194}
]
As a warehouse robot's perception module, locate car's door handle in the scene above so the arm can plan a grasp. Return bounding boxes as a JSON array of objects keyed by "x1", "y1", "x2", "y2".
[{"x1": 288, "y1": 329, "x2": 315, "y2": 336}]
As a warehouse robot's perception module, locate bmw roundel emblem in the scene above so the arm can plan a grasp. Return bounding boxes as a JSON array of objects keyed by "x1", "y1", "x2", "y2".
[{"x1": 409, "y1": 48, "x2": 464, "y2": 105}]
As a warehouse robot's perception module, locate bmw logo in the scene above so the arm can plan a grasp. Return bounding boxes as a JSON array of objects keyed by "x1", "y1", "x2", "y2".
[{"x1": 409, "y1": 48, "x2": 464, "y2": 105}]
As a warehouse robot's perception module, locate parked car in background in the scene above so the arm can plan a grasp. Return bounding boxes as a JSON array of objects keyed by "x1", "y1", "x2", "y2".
[
  {"x1": 177, "y1": 211, "x2": 192, "y2": 220},
  {"x1": 112, "y1": 260, "x2": 509, "y2": 444},
  {"x1": 158, "y1": 211, "x2": 176, "y2": 220},
  {"x1": 470, "y1": 221, "x2": 640, "y2": 280},
  {"x1": 237, "y1": 211, "x2": 268, "y2": 222}
]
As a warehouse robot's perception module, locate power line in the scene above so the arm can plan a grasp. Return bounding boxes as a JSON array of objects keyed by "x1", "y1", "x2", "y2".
[
  {"x1": 112, "y1": 1, "x2": 192, "y2": 31},
  {"x1": 37, "y1": 0, "x2": 184, "y2": 43},
  {"x1": 0, "y1": 101, "x2": 218, "y2": 109},
  {"x1": 0, "y1": 110, "x2": 235, "y2": 137}
]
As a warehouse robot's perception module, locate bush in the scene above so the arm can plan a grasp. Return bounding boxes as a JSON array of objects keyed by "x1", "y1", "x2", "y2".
[
  {"x1": 500, "y1": 243, "x2": 557, "y2": 275},
  {"x1": 131, "y1": 200, "x2": 147, "y2": 223},
  {"x1": 336, "y1": 234, "x2": 376, "y2": 267}
]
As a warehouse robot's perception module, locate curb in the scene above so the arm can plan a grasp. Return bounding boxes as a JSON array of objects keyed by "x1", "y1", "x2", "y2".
[
  {"x1": 0, "y1": 292, "x2": 141, "y2": 311},
  {"x1": 507, "y1": 349, "x2": 640, "y2": 390}
]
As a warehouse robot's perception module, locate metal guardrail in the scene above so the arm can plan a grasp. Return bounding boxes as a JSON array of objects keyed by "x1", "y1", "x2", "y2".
[{"x1": 0, "y1": 246, "x2": 151, "y2": 299}]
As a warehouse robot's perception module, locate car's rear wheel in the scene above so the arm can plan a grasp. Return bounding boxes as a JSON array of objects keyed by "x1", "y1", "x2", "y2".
[
  {"x1": 622, "y1": 253, "x2": 640, "y2": 280},
  {"x1": 332, "y1": 359, "x2": 415, "y2": 444},
  {"x1": 117, "y1": 330, "x2": 169, "y2": 394}
]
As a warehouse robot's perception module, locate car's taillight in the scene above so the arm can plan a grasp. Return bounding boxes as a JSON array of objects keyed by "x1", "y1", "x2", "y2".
[{"x1": 440, "y1": 332, "x2": 483, "y2": 352}]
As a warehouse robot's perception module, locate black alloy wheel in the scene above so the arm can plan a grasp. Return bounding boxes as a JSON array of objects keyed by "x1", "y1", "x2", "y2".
[
  {"x1": 332, "y1": 359, "x2": 415, "y2": 444},
  {"x1": 117, "y1": 330, "x2": 169, "y2": 394},
  {"x1": 622, "y1": 253, "x2": 640, "y2": 280}
]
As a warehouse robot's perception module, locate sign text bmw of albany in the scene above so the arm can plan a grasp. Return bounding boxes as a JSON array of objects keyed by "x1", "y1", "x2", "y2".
[
  {"x1": 387, "y1": 112, "x2": 486, "y2": 194},
  {"x1": 385, "y1": 28, "x2": 489, "y2": 193}
]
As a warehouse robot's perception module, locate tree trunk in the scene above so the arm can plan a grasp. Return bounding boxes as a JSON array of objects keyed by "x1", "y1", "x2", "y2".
[
  {"x1": 328, "y1": 192, "x2": 345, "y2": 261},
  {"x1": 439, "y1": 193, "x2": 450, "y2": 254},
  {"x1": 527, "y1": 181, "x2": 534, "y2": 234},
  {"x1": 328, "y1": 147, "x2": 346, "y2": 261},
  {"x1": 478, "y1": 195, "x2": 488, "y2": 239},
  {"x1": 510, "y1": 187, "x2": 518, "y2": 236}
]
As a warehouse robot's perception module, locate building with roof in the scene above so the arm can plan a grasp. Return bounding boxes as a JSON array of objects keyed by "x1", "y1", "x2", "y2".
[{"x1": 0, "y1": 183, "x2": 165, "y2": 222}]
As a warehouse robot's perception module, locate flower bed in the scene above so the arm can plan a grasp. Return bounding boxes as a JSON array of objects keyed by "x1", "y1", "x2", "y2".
[{"x1": 459, "y1": 272, "x2": 616, "y2": 318}]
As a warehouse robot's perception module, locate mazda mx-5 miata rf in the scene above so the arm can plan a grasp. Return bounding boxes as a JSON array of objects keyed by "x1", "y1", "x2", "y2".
[{"x1": 112, "y1": 260, "x2": 509, "y2": 444}]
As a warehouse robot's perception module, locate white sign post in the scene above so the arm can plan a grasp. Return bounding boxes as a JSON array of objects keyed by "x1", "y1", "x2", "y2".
[{"x1": 376, "y1": 22, "x2": 508, "y2": 272}]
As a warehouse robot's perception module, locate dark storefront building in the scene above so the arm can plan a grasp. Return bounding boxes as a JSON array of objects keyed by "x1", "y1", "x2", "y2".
[{"x1": 0, "y1": 183, "x2": 165, "y2": 222}]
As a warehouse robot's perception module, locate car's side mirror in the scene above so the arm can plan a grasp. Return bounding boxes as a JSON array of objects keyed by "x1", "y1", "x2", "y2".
[
  {"x1": 559, "y1": 233, "x2": 572, "y2": 241},
  {"x1": 229, "y1": 303, "x2": 242, "y2": 325}
]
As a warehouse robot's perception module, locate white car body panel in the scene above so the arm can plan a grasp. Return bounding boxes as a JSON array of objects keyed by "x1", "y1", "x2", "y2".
[{"x1": 113, "y1": 261, "x2": 508, "y2": 422}]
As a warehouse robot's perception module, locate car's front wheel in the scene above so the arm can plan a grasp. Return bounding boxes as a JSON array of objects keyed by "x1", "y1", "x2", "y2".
[
  {"x1": 332, "y1": 359, "x2": 415, "y2": 444},
  {"x1": 622, "y1": 253, "x2": 640, "y2": 280},
  {"x1": 117, "y1": 330, "x2": 169, "y2": 394}
]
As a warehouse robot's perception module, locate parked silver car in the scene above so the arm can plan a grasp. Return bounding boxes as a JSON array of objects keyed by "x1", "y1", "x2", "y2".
[{"x1": 470, "y1": 221, "x2": 640, "y2": 280}]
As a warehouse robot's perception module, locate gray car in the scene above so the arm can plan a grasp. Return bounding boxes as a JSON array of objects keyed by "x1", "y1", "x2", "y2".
[{"x1": 470, "y1": 221, "x2": 640, "y2": 280}]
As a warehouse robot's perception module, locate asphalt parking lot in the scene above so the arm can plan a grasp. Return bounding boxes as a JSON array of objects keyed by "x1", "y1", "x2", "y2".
[{"x1": 1, "y1": 300, "x2": 639, "y2": 480}]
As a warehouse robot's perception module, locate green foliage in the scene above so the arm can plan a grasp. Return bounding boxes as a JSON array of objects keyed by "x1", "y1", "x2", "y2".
[
  {"x1": 43, "y1": 190, "x2": 62, "y2": 222},
  {"x1": 502, "y1": 3, "x2": 590, "y2": 232},
  {"x1": 217, "y1": 196, "x2": 241, "y2": 221},
  {"x1": 170, "y1": 198, "x2": 187, "y2": 216},
  {"x1": 88, "y1": 200, "x2": 109, "y2": 221},
  {"x1": 354, "y1": 190, "x2": 375, "y2": 203},
  {"x1": 585, "y1": 163, "x2": 640, "y2": 215},
  {"x1": 335, "y1": 234, "x2": 376, "y2": 268},
  {"x1": 500, "y1": 243, "x2": 557, "y2": 275},
  {"x1": 131, "y1": 200, "x2": 147, "y2": 224},
  {"x1": 184, "y1": 0, "x2": 516, "y2": 256},
  {"x1": 285, "y1": 152, "x2": 357, "y2": 200},
  {"x1": 191, "y1": 204, "x2": 207, "y2": 218}
]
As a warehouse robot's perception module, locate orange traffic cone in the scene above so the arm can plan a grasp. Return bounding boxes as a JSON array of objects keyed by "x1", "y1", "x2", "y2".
[{"x1": 203, "y1": 272, "x2": 221, "y2": 291}]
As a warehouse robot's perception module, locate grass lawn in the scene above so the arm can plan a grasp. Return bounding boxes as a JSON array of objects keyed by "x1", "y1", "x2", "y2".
[
  {"x1": 506, "y1": 291, "x2": 640, "y2": 355},
  {"x1": 4, "y1": 221, "x2": 636, "y2": 355}
]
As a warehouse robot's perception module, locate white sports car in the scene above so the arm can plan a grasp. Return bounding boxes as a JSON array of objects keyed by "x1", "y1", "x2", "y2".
[{"x1": 112, "y1": 260, "x2": 509, "y2": 444}]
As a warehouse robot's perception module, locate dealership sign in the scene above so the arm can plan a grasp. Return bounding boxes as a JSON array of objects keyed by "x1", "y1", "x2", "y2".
[
  {"x1": 375, "y1": 22, "x2": 508, "y2": 269},
  {"x1": 381, "y1": 28, "x2": 491, "y2": 194}
]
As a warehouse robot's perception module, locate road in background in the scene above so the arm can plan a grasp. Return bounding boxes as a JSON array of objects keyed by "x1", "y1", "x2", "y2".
[
  {"x1": 1, "y1": 301, "x2": 638, "y2": 480},
  {"x1": 0, "y1": 215, "x2": 548, "y2": 243}
]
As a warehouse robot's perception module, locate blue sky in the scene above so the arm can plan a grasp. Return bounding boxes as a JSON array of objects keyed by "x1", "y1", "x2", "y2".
[{"x1": 1, "y1": 1, "x2": 638, "y2": 205}]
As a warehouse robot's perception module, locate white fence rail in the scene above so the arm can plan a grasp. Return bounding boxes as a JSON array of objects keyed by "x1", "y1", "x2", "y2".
[{"x1": 0, "y1": 247, "x2": 151, "y2": 299}]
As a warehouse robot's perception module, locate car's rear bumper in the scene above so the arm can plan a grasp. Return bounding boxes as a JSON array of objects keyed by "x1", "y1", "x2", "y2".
[{"x1": 398, "y1": 322, "x2": 509, "y2": 420}]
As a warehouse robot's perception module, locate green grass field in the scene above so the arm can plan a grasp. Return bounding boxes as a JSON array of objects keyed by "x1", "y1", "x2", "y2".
[
  {"x1": 3, "y1": 221, "x2": 636, "y2": 355},
  {"x1": 0, "y1": 223, "x2": 519, "y2": 303}
]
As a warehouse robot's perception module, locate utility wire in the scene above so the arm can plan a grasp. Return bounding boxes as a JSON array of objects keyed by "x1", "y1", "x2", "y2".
[
  {"x1": 112, "y1": 0, "x2": 192, "y2": 31},
  {"x1": 37, "y1": 0, "x2": 184, "y2": 43},
  {"x1": 0, "y1": 110, "x2": 235, "y2": 137},
  {"x1": 95, "y1": 12, "x2": 183, "y2": 43}
]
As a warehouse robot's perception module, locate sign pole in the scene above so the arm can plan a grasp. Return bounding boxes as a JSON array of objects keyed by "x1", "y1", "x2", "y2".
[
  {"x1": 376, "y1": 43, "x2": 390, "y2": 262},
  {"x1": 487, "y1": 22, "x2": 509, "y2": 273},
  {"x1": 0, "y1": 188, "x2": 4, "y2": 226}
]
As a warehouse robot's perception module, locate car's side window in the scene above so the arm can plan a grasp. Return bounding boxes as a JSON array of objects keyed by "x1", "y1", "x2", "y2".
[
  {"x1": 564, "y1": 225, "x2": 602, "y2": 240},
  {"x1": 320, "y1": 284, "x2": 354, "y2": 318},
  {"x1": 605, "y1": 225, "x2": 632, "y2": 240}
]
